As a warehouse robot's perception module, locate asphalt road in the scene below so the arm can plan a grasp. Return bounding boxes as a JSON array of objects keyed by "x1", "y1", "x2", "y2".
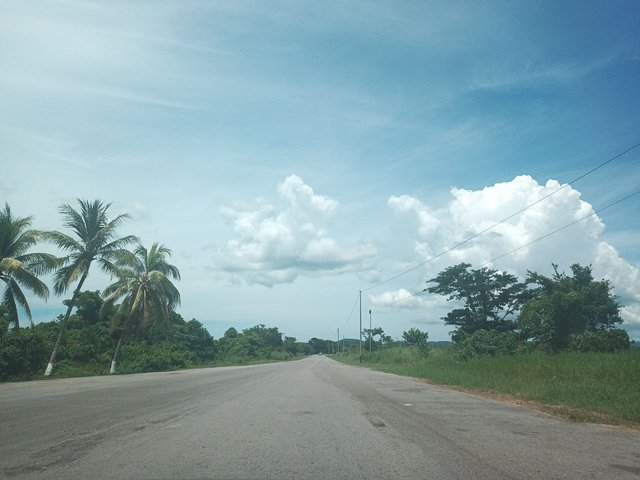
[{"x1": 1, "y1": 356, "x2": 638, "y2": 479}]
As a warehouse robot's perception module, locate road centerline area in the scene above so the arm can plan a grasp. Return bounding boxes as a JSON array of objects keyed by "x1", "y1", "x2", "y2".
[{"x1": 1, "y1": 356, "x2": 638, "y2": 480}]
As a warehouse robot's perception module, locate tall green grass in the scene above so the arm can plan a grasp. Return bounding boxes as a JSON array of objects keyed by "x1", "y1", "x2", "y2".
[{"x1": 334, "y1": 347, "x2": 640, "y2": 426}]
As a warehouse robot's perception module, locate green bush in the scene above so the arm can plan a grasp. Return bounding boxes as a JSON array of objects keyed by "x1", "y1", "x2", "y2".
[
  {"x1": 53, "y1": 359, "x2": 107, "y2": 377},
  {"x1": 268, "y1": 349, "x2": 294, "y2": 361},
  {"x1": 0, "y1": 328, "x2": 50, "y2": 380},
  {"x1": 379, "y1": 345, "x2": 428, "y2": 363},
  {"x1": 569, "y1": 329, "x2": 630, "y2": 353},
  {"x1": 457, "y1": 329, "x2": 524, "y2": 359},
  {"x1": 117, "y1": 342, "x2": 197, "y2": 374}
]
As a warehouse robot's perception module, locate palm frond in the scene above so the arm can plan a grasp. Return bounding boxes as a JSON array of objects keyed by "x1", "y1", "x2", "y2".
[
  {"x1": 3, "y1": 277, "x2": 31, "y2": 324},
  {"x1": 2, "y1": 286, "x2": 20, "y2": 328},
  {"x1": 53, "y1": 261, "x2": 90, "y2": 295},
  {"x1": 100, "y1": 235, "x2": 139, "y2": 254},
  {"x1": 59, "y1": 202, "x2": 90, "y2": 240},
  {"x1": 106, "y1": 212, "x2": 131, "y2": 231},
  {"x1": 19, "y1": 252, "x2": 59, "y2": 276},
  {"x1": 42, "y1": 230, "x2": 83, "y2": 253},
  {"x1": 8, "y1": 229, "x2": 40, "y2": 257},
  {"x1": 110, "y1": 248, "x2": 139, "y2": 269},
  {"x1": 11, "y1": 266, "x2": 49, "y2": 299},
  {"x1": 97, "y1": 256, "x2": 127, "y2": 279}
]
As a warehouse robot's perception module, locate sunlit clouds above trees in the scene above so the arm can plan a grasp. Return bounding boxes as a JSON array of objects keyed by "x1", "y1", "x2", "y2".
[{"x1": 373, "y1": 175, "x2": 640, "y2": 338}]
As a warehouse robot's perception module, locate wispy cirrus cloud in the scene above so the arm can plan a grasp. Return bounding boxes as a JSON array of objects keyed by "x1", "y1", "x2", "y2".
[{"x1": 470, "y1": 58, "x2": 612, "y2": 92}]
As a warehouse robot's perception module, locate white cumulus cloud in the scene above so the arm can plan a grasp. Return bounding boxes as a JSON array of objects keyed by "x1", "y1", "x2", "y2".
[
  {"x1": 369, "y1": 288, "x2": 434, "y2": 310},
  {"x1": 215, "y1": 175, "x2": 376, "y2": 286},
  {"x1": 381, "y1": 175, "x2": 640, "y2": 335}
]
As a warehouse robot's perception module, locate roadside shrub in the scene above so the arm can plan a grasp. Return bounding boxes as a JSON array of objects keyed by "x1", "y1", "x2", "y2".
[
  {"x1": 569, "y1": 329, "x2": 630, "y2": 353},
  {"x1": 377, "y1": 345, "x2": 428, "y2": 363},
  {"x1": 117, "y1": 342, "x2": 197, "y2": 374},
  {"x1": 0, "y1": 328, "x2": 49, "y2": 380},
  {"x1": 53, "y1": 359, "x2": 107, "y2": 377},
  {"x1": 456, "y1": 329, "x2": 524, "y2": 359},
  {"x1": 268, "y1": 349, "x2": 294, "y2": 361}
]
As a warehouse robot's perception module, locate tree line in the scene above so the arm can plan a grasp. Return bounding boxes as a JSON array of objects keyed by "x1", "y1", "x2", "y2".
[
  {"x1": 426, "y1": 262, "x2": 630, "y2": 356},
  {"x1": 314, "y1": 262, "x2": 630, "y2": 360},
  {"x1": 0, "y1": 200, "x2": 309, "y2": 381},
  {"x1": 2, "y1": 198, "x2": 631, "y2": 379}
]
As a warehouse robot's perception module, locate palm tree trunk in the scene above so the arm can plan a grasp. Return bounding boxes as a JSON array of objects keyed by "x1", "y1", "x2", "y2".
[
  {"x1": 110, "y1": 336, "x2": 123, "y2": 374},
  {"x1": 44, "y1": 271, "x2": 88, "y2": 376}
]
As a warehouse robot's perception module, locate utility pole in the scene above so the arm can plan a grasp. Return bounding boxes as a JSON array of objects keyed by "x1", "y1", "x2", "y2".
[
  {"x1": 369, "y1": 309, "x2": 372, "y2": 361},
  {"x1": 359, "y1": 290, "x2": 362, "y2": 363},
  {"x1": 337, "y1": 328, "x2": 340, "y2": 355}
]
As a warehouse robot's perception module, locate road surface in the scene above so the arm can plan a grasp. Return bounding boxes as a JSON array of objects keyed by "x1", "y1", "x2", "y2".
[{"x1": 1, "y1": 356, "x2": 638, "y2": 479}]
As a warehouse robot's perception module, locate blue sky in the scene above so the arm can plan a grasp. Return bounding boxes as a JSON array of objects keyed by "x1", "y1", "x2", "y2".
[{"x1": 1, "y1": 0, "x2": 639, "y2": 341}]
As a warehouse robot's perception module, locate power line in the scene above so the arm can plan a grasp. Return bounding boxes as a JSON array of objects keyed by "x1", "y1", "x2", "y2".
[
  {"x1": 370, "y1": 288, "x2": 428, "y2": 309},
  {"x1": 341, "y1": 291, "x2": 360, "y2": 329},
  {"x1": 362, "y1": 140, "x2": 640, "y2": 292},
  {"x1": 372, "y1": 188, "x2": 640, "y2": 309},
  {"x1": 484, "y1": 188, "x2": 640, "y2": 266}
]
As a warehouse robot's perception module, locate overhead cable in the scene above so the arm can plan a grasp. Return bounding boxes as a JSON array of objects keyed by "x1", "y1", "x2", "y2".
[
  {"x1": 375, "y1": 188, "x2": 640, "y2": 308},
  {"x1": 341, "y1": 291, "x2": 361, "y2": 329},
  {"x1": 484, "y1": 188, "x2": 640, "y2": 266},
  {"x1": 362, "y1": 140, "x2": 640, "y2": 292}
]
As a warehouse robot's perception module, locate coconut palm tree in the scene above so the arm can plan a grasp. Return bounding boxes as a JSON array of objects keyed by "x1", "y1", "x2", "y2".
[
  {"x1": 103, "y1": 242, "x2": 180, "y2": 374},
  {"x1": 43, "y1": 199, "x2": 137, "y2": 376},
  {"x1": 0, "y1": 204, "x2": 57, "y2": 328}
]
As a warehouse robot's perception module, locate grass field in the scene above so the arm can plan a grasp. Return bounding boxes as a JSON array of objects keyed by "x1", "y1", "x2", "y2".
[{"x1": 333, "y1": 346, "x2": 640, "y2": 427}]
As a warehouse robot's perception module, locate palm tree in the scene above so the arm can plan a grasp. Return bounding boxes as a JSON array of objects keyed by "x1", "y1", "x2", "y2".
[
  {"x1": 43, "y1": 199, "x2": 137, "y2": 376},
  {"x1": 0, "y1": 204, "x2": 57, "y2": 328},
  {"x1": 103, "y1": 242, "x2": 180, "y2": 374}
]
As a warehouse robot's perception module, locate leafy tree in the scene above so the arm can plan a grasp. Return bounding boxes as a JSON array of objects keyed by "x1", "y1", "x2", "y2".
[
  {"x1": 0, "y1": 204, "x2": 57, "y2": 328},
  {"x1": 44, "y1": 199, "x2": 137, "y2": 375},
  {"x1": 283, "y1": 336, "x2": 298, "y2": 354},
  {"x1": 402, "y1": 328, "x2": 429, "y2": 358},
  {"x1": 103, "y1": 242, "x2": 181, "y2": 374},
  {"x1": 402, "y1": 328, "x2": 429, "y2": 347},
  {"x1": 569, "y1": 329, "x2": 630, "y2": 353},
  {"x1": 362, "y1": 326, "x2": 391, "y2": 351},
  {"x1": 402, "y1": 328, "x2": 430, "y2": 357},
  {"x1": 216, "y1": 325, "x2": 283, "y2": 360},
  {"x1": 223, "y1": 327, "x2": 238, "y2": 338},
  {"x1": 166, "y1": 315, "x2": 215, "y2": 362},
  {"x1": 427, "y1": 263, "x2": 529, "y2": 342},
  {"x1": 296, "y1": 341, "x2": 314, "y2": 355},
  {"x1": 72, "y1": 290, "x2": 105, "y2": 325},
  {"x1": 243, "y1": 324, "x2": 282, "y2": 350},
  {"x1": 233, "y1": 324, "x2": 283, "y2": 358},
  {"x1": 520, "y1": 264, "x2": 622, "y2": 351},
  {"x1": 308, "y1": 337, "x2": 331, "y2": 354}
]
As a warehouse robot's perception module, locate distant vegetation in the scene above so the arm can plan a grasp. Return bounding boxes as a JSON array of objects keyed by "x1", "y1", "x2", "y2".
[
  {"x1": 0, "y1": 200, "x2": 634, "y2": 392},
  {"x1": 0, "y1": 200, "x2": 309, "y2": 381},
  {"x1": 0, "y1": 294, "x2": 310, "y2": 381}
]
